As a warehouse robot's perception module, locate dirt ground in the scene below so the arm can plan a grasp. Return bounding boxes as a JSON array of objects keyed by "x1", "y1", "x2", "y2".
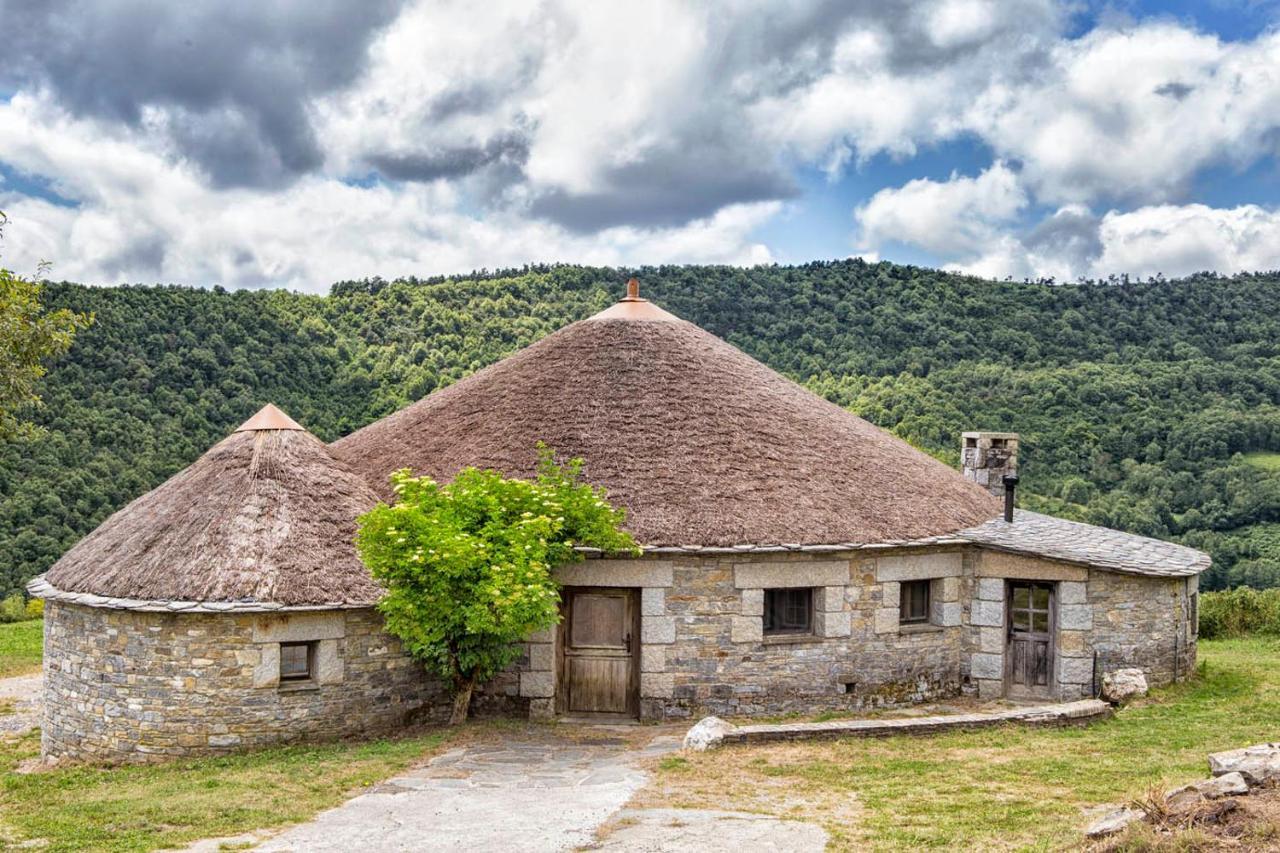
[{"x1": 1094, "y1": 783, "x2": 1280, "y2": 852}]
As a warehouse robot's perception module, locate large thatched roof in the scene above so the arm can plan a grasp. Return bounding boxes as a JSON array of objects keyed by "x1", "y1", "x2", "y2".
[
  {"x1": 40, "y1": 405, "x2": 383, "y2": 607},
  {"x1": 332, "y1": 285, "x2": 1001, "y2": 547}
]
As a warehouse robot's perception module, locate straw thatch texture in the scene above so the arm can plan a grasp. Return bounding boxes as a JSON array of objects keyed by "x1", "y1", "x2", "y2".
[
  {"x1": 332, "y1": 304, "x2": 1001, "y2": 547},
  {"x1": 44, "y1": 427, "x2": 383, "y2": 605}
]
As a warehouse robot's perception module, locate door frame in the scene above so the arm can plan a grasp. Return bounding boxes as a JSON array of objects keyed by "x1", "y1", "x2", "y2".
[
  {"x1": 1004, "y1": 580, "x2": 1057, "y2": 700},
  {"x1": 555, "y1": 586, "x2": 641, "y2": 718}
]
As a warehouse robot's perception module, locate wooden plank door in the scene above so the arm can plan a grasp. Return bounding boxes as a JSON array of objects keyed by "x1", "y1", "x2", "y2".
[
  {"x1": 1006, "y1": 582, "x2": 1055, "y2": 699},
  {"x1": 558, "y1": 587, "x2": 639, "y2": 717}
]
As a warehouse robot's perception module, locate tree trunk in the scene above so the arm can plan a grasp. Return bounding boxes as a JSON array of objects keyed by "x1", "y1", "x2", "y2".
[{"x1": 449, "y1": 677, "x2": 475, "y2": 726}]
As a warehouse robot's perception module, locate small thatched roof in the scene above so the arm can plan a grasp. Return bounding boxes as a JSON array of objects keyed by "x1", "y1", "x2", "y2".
[
  {"x1": 40, "y1": 405, "x2": 383, "y2": 607},
  {"x1": 332, "y1": 284, "x2": 1001, "y2": 547}
]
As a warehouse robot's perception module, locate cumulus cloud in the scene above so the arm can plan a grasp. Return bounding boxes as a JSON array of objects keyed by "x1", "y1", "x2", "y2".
[
  {"x1": 1, "y1": 0, "x2": 1280, "y2": 288},
  {"x1": 855, "y1": 162, "x2": 1027, "y2": 257}
]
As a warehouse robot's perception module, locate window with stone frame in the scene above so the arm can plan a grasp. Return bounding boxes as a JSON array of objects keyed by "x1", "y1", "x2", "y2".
[
  {"x1": 279, "y1": 641, "x2": 316, "y2": 683},
  {"x1": 899, "y1": 579, "x2": 931, "y2": 625},
  {"x1": 763, "y1": 588, "x2": 813, "y2": 636}
]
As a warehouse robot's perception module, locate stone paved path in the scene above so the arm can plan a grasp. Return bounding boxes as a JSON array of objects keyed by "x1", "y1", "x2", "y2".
[
  {"x1": 597, "y1": 808, "x2": 828, "y2": 851},
  {"x1": 255, "y1": 733, "x2": 682, "y2": 852},
  {"x1": 0, "y1": 672, "x2": 42, "y2": 737}
]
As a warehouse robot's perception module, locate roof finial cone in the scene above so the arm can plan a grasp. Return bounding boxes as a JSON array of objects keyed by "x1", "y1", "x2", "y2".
[
  {"x1": 624, "y1": 278, "x2": 641, "y2": 301},
  {"x1": 235, "y1": 403, "x2": 305, "y2": 433}
]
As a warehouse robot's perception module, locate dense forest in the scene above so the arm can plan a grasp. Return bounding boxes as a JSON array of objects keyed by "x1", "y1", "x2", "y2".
[{"x1": 3, "y1": 260, "x2": 1280, "y2": 598}]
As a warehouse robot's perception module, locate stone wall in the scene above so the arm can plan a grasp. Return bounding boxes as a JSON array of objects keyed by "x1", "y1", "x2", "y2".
[
  {"x1": 521, "y1": 546, "x2": 1198, "y2": 721},
  {"x1": 41, "y1": 602, "x2": 449, "y2": 763},
  {"x1": 962, "y1": 550, "x2": 1196, "y2": 701}
]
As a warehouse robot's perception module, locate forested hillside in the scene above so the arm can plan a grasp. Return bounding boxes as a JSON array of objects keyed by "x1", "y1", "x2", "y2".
[{"x1": 4, "y1": 260, "x2": 1280, "y2": 598}]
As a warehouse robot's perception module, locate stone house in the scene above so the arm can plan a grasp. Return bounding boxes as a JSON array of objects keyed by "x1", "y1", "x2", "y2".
[{"x1": 31, "y1": 283, "x2": 1208, "y2": 762}]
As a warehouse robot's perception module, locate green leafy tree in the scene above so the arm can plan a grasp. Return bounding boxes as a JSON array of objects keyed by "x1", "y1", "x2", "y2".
[
  {"x1": 356, "y1": 445, "x2": 638, "y2": 724},
  {"x1": 0, "y1": 213, "x2": 91, "y2": 440}
]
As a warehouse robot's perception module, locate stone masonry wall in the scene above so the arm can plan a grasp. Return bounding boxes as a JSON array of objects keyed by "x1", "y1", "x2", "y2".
[
  {"x1": 41, "y1": 602, "x2": 450, "y2": 763},
  {"x1": 962, "y1": 550, "x2": 1196, "y2": 702}
]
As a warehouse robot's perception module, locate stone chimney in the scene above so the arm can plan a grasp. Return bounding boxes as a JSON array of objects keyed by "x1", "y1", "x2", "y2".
[{"x1": 962, "y1": 431, "x2": 1019, "y2": 497}]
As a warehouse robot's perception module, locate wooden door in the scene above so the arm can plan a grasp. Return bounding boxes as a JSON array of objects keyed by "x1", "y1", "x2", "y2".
[
  {"x1": 558, "y1": 587, "x2": 638, "y2": 717},
  {"x1": 1006, "y1": 582, "x2": 1055, "y2": 698}
]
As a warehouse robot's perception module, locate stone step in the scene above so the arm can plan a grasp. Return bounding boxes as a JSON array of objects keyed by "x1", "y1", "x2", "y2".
[{"x1": 716, "y1": 699, "x2": 1111, "y2": 745}]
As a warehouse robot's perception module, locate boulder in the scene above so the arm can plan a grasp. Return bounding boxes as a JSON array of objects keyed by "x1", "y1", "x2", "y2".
[
  {"x1": 1164, "y1": 773, "x2": 1249, "y2": 811},
  {"x1": 1085, "y1": 807, "x2": 1143, "y2": 837},
  {"x1": 683, "y1": 716, "x2": 736, "y2": 752},
  {"x1": 1100, "y1": 668, "x2": 1148, "y2": 705},
  {"x1": 1208, "y1": 743, "x2": 1280, "y2": 786}
]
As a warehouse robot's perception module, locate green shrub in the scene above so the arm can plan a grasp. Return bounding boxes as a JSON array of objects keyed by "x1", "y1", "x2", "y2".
[
  {"x1": 1198, "y1": 588, "x2": 1280, "y2": 639},
  {"x1": 0, "y1": 593, "x2": 26, "y2": 623},
  {"x1": 24, "y1": 598, "x2": 43, "y2": 620}
]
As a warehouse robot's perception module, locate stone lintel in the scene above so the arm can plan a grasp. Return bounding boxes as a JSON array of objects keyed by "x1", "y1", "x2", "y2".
[
  {"x1": 733, "y1": 561, "x2": 849, "y2": 589},
  {"x1": 976, "y1": 550, "x2": 1088, "y2": 582},
  {"x1": 555, "y1": 559, "x2": 674, "y2": 588},
  {"x1": 875, "y1": 552, "x2": 963, "y2": 582},
  {"x1": 251, "y1": 612, "x2": 346, "y2": 643}
]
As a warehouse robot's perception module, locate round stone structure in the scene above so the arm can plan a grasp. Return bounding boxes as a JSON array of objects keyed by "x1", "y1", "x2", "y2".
[{"x1": 30, "y1": 405, "x2": 446, "y2": 763}]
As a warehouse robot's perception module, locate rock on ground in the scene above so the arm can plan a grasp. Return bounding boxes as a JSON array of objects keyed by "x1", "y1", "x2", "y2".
[
  {"x1": 1209, "y1": 743, "x2": 1280, "y2": 786},
  {"x1": 595, "y1": 808, "x2": 828, "y2": 851},
  {"x1": 1165, "y1": 771, "x2": 1251, "y2": 811},
  {"x1": 1100, "y1": 668, "x2": 1148, "y2": 704},
  {"x1": 683, "y1": 716, "x2": 735, "y2": 752},
  {"x1": 1086, "y1": 807, "x2": 1143, "y2": 837}
]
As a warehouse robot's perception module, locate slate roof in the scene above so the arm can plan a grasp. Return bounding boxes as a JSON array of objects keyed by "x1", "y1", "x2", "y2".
[{"x1": 959, "y1": 510, "x2": 1210, "y2": 577}]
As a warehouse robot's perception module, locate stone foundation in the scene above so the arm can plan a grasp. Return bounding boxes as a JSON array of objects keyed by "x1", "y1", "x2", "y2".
[{"x1": 41, "y1": 602, "x2": 449, "y2": 763}]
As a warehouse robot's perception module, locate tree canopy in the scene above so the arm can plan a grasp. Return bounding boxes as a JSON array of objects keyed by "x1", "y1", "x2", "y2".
[{"x1": 355, "y1": 447, "x2": 637, "y2": 723}]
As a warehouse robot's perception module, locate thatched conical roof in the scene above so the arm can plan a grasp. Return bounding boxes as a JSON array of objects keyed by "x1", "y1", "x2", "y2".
[
  {"x1": 332, "y1": 284, "x2": 1000, "y2": 547},
  {"x1": 41, "y1": 405, "x2": 383, "y2": 607}
]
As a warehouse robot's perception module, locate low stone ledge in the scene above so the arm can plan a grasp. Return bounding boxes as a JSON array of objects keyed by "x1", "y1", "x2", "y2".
[{"x1": 702, "y1": 700, "x2": 1110, "y2": 746}]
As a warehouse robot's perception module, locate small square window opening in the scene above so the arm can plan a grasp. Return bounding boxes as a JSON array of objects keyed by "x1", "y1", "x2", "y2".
[
  {"x1": 280, "y1": 642, "x2": 314, "y2": 682},
  {"x1": 763, "y1": 588, "x2": 813, "y2": 636},
  {"x1": 900, "y1": 580, "x2": 931, "y2": 624}
]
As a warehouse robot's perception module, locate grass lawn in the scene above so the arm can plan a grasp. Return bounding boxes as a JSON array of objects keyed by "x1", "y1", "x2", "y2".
[
  {"x1": 637, "y1": 638, "x2": 1280, "y2": 851},
  {"x1": 0, "y1": 729, "x2": 455, "y2": 851},
  {"x1": 0, "y1": 620, "x2": 42, "y2": 678},
  {"x1": 1243, "y1": 451, "x2": 1280, "y2": 473}
]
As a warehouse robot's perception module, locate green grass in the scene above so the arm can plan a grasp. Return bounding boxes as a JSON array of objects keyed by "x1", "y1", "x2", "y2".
[
  {"x1": 646, "y1": 638, "x2": 1280, "y2": 851},
  {"x1": 0, "y1": 729, "x2": 454, "y2": 851},
  {"x1": 1243, "y1": 451, "x2": 1280, "y2": 472},
  {"x1": 0, "y1": 620, "x2": 42, "y2": 678}
]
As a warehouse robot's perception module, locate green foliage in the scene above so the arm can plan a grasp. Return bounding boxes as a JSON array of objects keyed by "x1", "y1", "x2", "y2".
[
  {"x1": 0, "y1": 215, "x2": 91, "y2": 441},
  {"x1": 1198, "y1": 588, "x2": 1280, "y2": 639},
  {"x1": 8, "y1": 261, "x2": 1280, "y2": 597},
  {"x1": 23, "y1": 597, "x2": 42, "y2": 620},
  {"x1": 356, "y1": 446, "x2": 636, "y2": 708},
  {"x1": 0, "y1": 593, "x2": 26, "y2": 623}
]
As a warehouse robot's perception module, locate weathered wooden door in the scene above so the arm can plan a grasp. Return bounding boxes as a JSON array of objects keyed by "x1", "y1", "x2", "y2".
[
  {"x1": 558, "y1": 587, "x2": 639, "y2": 717},
  {"x1": 1006, "y1": 582, "x2": 1055, "y2": 698}
]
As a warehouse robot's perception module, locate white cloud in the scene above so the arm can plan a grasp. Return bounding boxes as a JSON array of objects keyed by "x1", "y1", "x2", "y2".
[
  {"x1": 1091, "y1": 203, "x2": 1280, "y2": 279},
  {"x1": 855, "y1": 162, "x2": 1027, "y2": 257}
]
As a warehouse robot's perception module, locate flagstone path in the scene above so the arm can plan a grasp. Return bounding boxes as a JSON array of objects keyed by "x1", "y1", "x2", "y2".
[
  {"x1": 251, "y1": 729, "x2": 827, "y2": 852},
  {"x1": 0, "y1": 672, "x2": 42, "y2": 737}
]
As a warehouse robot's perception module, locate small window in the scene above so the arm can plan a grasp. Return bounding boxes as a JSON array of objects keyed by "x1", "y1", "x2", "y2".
[
  {"x1": 280, "y1": 642, "x2": 314, "y2": 682},
  {"x1": 900, "y1": 580, "x2": 931, "y2": 624},
  {"x1": 764, "y1": 588, "x2": 813, "y2": 635}
]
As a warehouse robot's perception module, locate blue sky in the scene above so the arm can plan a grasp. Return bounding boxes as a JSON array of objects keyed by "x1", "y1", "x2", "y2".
[{"x1": 0, "y1": 0, "x2": 1278, "y2": 291}]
